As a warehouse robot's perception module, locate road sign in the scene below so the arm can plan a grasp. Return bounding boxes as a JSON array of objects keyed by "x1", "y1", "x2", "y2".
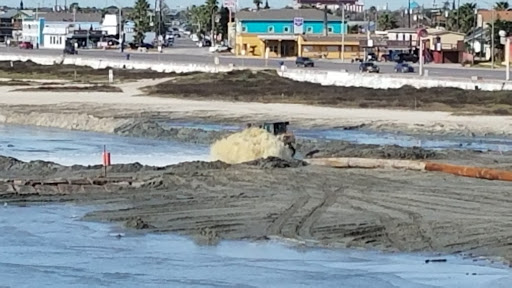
[
  {"x1": 293, "y1": 17, "x2": 304, "y2": 34},
  {"x1": 223, "y1": 0, "x2": 236, "y2": 8},
  {"x1": 296, "y1": 0, "x2": 357, "y2": 4}
]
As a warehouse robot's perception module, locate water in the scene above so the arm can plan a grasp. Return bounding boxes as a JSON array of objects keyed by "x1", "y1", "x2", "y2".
[
  {"x1": 165, "y1": 121, "x2": 512, "y2": 152},
  {"x1": 0, "y1": 204, "x2": 511, "y2": 288},
  {"x1": 0, "y1": 125, "x2": 209, "y2": 166},
  {"x1": 1, "y1": 124, "x2": 512, "y2": 287}
]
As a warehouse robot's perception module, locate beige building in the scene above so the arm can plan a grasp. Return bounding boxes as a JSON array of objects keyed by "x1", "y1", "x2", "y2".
[{"x1": 426, "y1": 30, "x2": 465, "y2": 51}]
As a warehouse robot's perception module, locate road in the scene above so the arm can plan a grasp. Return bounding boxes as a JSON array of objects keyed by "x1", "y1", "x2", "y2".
[{"x1": 1, "y1": 37, "x2": 508, "y2": 81}]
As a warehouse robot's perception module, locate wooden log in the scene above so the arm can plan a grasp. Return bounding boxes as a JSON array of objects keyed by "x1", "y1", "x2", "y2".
[{"x1": 305, "y1": 157, "x2": 426, "y2": 171}]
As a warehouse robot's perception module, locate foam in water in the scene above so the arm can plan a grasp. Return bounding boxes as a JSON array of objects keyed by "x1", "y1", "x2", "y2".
[{"x1": 210, "y1": 128, "x2": 292, "y2": 164}]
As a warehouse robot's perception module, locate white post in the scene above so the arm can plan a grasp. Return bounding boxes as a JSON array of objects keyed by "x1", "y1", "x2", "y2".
[
  {"x1": 108, "y1": 69, "x2": 114, "y2": 83},
  {"x1": 341, "y1": 3, "x2": 345, "y2": 62},
  {"x1": 507, "y1": 37, "x2": 511, "y2": 81},
  {"x1": 419, "y1": 39, "x2": 424, "y2": 76}
]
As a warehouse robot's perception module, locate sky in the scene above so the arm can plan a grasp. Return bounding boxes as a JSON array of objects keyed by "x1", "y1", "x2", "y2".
[{"x1": 3, "y1": 0, "x2": 488, "y2": 11}]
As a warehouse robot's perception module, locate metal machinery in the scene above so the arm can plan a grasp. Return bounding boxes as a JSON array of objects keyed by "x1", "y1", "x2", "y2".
[{"x1": 259, "y1": 122, "x2": 296, "y2": 157}]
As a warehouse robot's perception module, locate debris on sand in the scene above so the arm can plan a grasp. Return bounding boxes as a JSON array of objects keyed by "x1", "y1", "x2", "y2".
[
  {"x1": 125, "y1": 217, "x2": 155, "y2": 230},
  {"x1": 242, "y1": 157, "x2": 307, "y2": 169},
  {"x1": 210, "y1": 128, "x2": 292, "y2": 164}
]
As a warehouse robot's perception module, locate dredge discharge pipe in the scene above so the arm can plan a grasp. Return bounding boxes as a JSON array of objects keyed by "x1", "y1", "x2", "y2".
[{"x1": 424, "y1": 162, "x2": 512, "y2": 182}]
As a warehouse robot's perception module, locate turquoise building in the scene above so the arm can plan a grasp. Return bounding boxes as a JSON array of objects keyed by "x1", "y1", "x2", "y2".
[
  {"x1": 235, "y1": 8, "x2": 347, "y2": 57},
  {"x1": 237, "y1": 8, "x2": 346, "y2": 35}
]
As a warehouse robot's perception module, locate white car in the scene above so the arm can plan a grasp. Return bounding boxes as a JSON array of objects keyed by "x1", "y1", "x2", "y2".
[{"x1": 190, "y1": 34, "x2": 199, "y2": 42}]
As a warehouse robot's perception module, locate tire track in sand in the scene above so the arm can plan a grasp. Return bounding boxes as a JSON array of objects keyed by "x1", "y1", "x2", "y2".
[
  {"x1": 296, "y1": 187, "x2": 340, "y2": 239},
  {"x1": 266, "y1": 187, "x2": 310, "y2": 236}
]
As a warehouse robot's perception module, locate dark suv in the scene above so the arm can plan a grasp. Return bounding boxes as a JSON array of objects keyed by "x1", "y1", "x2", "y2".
[
  {"x1": 359, "y1": 62, "x2": 380, "y2": 73},
  {"x1": 63, "y1": 45, "x2": 77, "y2": 55},
  {"x1": 393, "y1": 53, "x2": 419, "y2": 63},
  {"x1": 295, "y1": 57, "x2": 314, "y2": 67}
]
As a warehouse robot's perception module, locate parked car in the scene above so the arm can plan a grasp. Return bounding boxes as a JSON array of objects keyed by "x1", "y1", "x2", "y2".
[
  {"x1": 63, "y1": 45, "x2": 77, "y2": 55},
  {"x1": 295, "y1": 57, "x2": 314, "y2": 67},
  {"x1": 393, "y1": 53, "x2": 419, "y2": 63},
  {"x1": 209, "y1": 44, "x2": 231, "y2": 53},
  {"x1": 129, "y1": 42, "x2": 154, "y2": 50},
  {"x1": 19, "y1": 41, "x2": 33, "y2": 49},
  {"x1": 359, "y1": 62, "x2": 380, "y2": 73},
  {"x1": 197, "y1": 39, "x2": 211, "y2": 47},
  {"x1": 190, "y1": 34, "x2": 199, "y2": 42},
  {"x1": 163, "y1": 38, "x2": 174, "y2": 47},
  {"x1": 394, "y1": 63, "x2": 414, "y2": 73},
  {"x1": 139, "y1": 42, "x2": 154, "y2": 49}
]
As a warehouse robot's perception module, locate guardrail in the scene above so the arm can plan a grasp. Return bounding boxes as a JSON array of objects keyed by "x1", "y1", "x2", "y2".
[{"x1": 1, "y1": 53, "x2": 512, "y2": 91}]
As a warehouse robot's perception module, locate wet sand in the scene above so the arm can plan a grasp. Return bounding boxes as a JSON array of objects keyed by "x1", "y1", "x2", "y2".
[{"x1": 1, "y1": 156, "x2": 512, "y2": 266}]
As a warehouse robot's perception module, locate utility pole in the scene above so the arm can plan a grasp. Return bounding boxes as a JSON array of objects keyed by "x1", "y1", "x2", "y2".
[
  {"x1": 456, "y1": 0, "x2": 461, "y2": 32},
  {"x1": 471, "y1": 6, "x2": 477, "y2": 64},
  {"x1": 408, "y1": 0, "x2": 411, "y2": 28},
  {"x1": 323, "y1": 5, "x2": 328, "y2": 36},
  {"x1": 159, "y1": 0, "x2": 162, "y2": 38},
  {"x1": 118, "y1": 6, "x2": 123, "y2": 52},
  {"x1": 211, "y1": 6, "x2": 216, "y2": 46},
  {"x1": 341, "y1": 2, "x2": 345, "y2": 62},
  {"x1": 492, "y1": 9, "x2": 495, "y2": 69},
  {"x1": 507, "y1": 37, "x2": 510, "y2": 80}
]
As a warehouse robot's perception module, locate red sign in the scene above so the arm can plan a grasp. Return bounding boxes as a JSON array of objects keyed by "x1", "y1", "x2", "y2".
[{"x1": 296, "y1": 0, "x2": 358, "y2": 4}]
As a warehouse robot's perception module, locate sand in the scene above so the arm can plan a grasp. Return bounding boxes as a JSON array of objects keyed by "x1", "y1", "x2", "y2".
[
  {"x1": 0, "y1": 81, "x2": 511, "y2": 137},
  {"x1": 1, "y1": 156, "x2": 512, "y2": 266}
]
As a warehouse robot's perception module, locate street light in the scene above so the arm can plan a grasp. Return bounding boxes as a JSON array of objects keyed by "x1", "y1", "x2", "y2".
[
  {"x1": 499, "y1": 30, "x2": 510, "y2": 80},
  {"x1": 210, "y1": 6, "x2": 220, "y2": 47}
]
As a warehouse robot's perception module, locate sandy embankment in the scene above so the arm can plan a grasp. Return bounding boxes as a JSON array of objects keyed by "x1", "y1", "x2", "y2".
[{"x1": 0, "y1": 80, "x2": 512, "y2": 137}]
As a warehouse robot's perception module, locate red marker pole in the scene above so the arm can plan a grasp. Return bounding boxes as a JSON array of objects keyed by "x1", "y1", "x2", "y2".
[{"x1": 102, "y1": 145, "x2": 111, "y2": 178}]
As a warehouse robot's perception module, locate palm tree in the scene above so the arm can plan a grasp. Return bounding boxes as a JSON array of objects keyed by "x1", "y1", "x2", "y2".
[
  {"x1": 447, "y1": 2, "x2": 476, "y2": 33},
  {"x1": 494, "y1": 1, "x2": 510, "y2": 11},
  {"x1": 368, "y1": 6, "x2": 377, "y2": 30},
  {"x1": 253, "y1": 0, "x2": 262, "y2": 10},
  {"x1": 487, "y1": 19, "x2": 512, "y2": 61},
  {"x1": 377, "y1": 11, "x2": 398, "y2": 30},
  {"x1": 264, "y1": 0, "x2": 270, "y2": 9},
  {"x1": 442, "y1": 1, "x2": 451, "y2": 11}
]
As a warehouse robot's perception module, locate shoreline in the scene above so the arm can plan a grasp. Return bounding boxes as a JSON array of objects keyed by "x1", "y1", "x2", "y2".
[{"x1": 1, "y1": 100, "x2": 512, "y2": 139}]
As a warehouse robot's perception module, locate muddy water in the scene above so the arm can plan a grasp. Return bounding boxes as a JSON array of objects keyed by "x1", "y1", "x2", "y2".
[
  {"x1": 165, "y1": 121, "x2": 512, "y2": 152},
  {"x1": 1, "y1": 204, "x2": 511, "y2": 288},
  {"x1": 0, "y1": 124, "x2": 209, "y2": 166}
]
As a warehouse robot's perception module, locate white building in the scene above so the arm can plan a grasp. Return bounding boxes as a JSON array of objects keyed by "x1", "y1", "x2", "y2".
[
  {"x1": 22, "y1": 19, "x2": 42, "y2": 45},
  {"x1": 102, "y1": 14, "x2": 118, "y2": 36},
  {"x1": 42, "y1": 24, "x2": 69, "y2": 49}
]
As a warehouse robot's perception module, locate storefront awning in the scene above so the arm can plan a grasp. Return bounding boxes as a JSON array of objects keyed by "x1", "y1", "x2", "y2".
[{"x1": 258, "y1": 35, "x2": 298, "y2": 41}]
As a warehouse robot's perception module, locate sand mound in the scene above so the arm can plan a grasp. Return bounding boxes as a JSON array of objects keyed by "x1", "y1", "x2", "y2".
[{"x1": 210, "y1": 128, "x2": 291, "y2": 164}]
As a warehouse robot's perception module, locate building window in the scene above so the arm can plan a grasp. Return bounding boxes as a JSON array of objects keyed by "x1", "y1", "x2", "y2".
[
  {"x1": 327, "y1": 46, "x2": 338, "y2": 52},
  {"x1": 306, "y1": 26, "x2": 313, "y2": 34},
  {"x1": 242, "y1": 25, "x2": 247, "y2": 32},
  {"x1": 268, "y1": 26, "x2": 274, "y2": 33},
  {"x1": 283, "y1": 26, "x2": 290, "y2": 33},
  {"x1": 344, "y1": 46, "x2": 353, "y2": 52},
  {"x1": 328, "y1": 26, "x2": 333, "y2": 33}
]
